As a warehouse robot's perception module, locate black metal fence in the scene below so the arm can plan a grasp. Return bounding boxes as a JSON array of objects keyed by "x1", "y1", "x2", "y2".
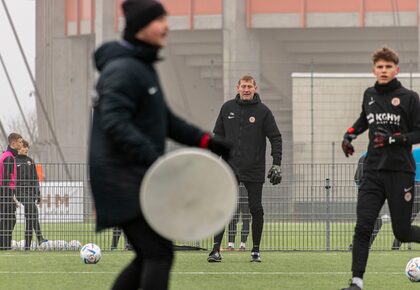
[{"x1": 1, "y1": 162, "x2": 418, "y2": 252}]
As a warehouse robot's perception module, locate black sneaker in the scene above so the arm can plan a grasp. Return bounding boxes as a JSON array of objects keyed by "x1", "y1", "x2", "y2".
[
  {"x1": 341, "y1": 282, "x2": 361, "y2": 290},
  {"x1": 391, "y1": 239, "x2": 401, "y2": 250},
  {"x1": 250, "y1": 251, "x2": 261, "y2": 263},
  {"x1": 38, "y1": 239, "x2": 48, "y2": 246},
  {"x1": 207, "y1": 250, "x2": 222, "y2": 262}
]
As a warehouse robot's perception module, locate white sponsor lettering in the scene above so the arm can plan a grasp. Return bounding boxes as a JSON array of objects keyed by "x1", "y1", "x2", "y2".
[{"x1": 365, "y1": 113, "x2": 401, "y2": 125}]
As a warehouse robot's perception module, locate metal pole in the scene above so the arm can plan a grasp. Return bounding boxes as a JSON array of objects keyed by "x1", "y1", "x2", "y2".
[
  {"x1": 310, "y1": 61, "x2": 314, "y2": 165},
  {"x1": 325, "y1": 178, "x2": 331, "y2": 251},
  {"x1": 0, "y1": 53, "x2": 35, "y2": 143},
  {"x1": 0, "y1": 119, "x2": 7, "y2": 147}
]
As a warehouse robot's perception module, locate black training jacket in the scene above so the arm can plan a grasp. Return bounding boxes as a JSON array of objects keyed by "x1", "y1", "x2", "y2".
[
  {"x1": 351, "y1": 78, "x2": 420, "y2": 173},
  {"x1": 214, "y1": 94, "x2": 282, "y2": 182},
  {"x1": 16, "y1": 155, "x2": 40, "y2": 201}
]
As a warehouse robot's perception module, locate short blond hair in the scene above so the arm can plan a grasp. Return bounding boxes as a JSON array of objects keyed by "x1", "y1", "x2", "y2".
[{"x1": 238, "y1": 75, "x2": 256, "y2": 86}]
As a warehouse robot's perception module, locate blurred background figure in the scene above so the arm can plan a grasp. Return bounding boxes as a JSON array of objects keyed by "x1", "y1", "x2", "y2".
[{"x1": 16, "y1": 139, "x2": 46, "y2": 250}]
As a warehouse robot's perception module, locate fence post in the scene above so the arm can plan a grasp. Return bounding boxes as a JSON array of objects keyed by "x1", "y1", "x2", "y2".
[{"x1": 325, "y1": 178, "x2": 331, "y2": 251}]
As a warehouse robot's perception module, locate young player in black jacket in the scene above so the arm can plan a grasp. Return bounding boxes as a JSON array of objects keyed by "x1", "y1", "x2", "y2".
[
  {"x1": 341, "y1": 47, "x2": 420, "y2": 290},
  {"x1": 16, "y1": 140, "x2": 46, "y2": 250},
  {"x1": 207, "y1": 75, "x2": 283, "y2": 263}
]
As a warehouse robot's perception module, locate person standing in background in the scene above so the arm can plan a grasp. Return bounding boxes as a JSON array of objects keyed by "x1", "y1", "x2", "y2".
[
  {"x1": 207, "y1": 75, "x2": 283, "y2": 263},
  {"x1": 0, "y1": 133, "x2": 22, "y2": 250},
  {"x1": 16, "y1": 139, "x2": 46, "y2": 250}
]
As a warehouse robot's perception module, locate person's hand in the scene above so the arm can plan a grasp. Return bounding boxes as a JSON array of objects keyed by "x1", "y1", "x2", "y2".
[
  {"x1": 342, "y1": 128, "x2": 357, "y2": 157},
  {"x1": 373, "y1": 127, "x2": 407, "y2": 148},
  {"x1": 200, "y1": 134, "x2": 232, "y2": 158},
  {"x1": 267, "y1": 165, "x2": 282, "y2": 185},
  {"x1": 207, "y1": 136, "x2": 232, "y2": 157}
]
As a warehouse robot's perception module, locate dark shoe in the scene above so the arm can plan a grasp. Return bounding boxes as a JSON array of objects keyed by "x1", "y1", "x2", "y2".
[
  {"x1": 250, "y1": 251, "x2": 261, "y2": 263},
  {"x1": 207, "y1": 250, "x2": 222, "y2": 262},
  {"x1": 391, "y1": 239, "x2": 401, "y2": 250},
  {"x1": 38, "y1": 239, "x2": 48, "y2": 246},
  {"x1": 341, "y1": 282, "x2": 361, "y2": 290}
]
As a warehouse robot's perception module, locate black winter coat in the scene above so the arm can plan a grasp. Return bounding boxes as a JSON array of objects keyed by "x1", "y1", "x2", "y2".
[
  {"x1": 16, "y1": 155, "x2": 40, "y2": 201},
  {"x1": 213, "y1": 94, "x2": 282, "y2": 182},
  {"x1": 89, "y1": 40, "x2": 205, "y2": 230}
]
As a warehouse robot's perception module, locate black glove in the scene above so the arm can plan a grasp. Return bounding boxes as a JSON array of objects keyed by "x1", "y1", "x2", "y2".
[
  {"x1": 267, "y1": 165, "x2": 282, "y2": 185},
  {"x1": 341, "y1": 128, "x2": 357, "y2": 157},
  {"x1": 373, "y1": 127, "x2": 407, "y2": 148},
  {"x1": 202, "y1": 134, "x2": 232, "y2": 158}
]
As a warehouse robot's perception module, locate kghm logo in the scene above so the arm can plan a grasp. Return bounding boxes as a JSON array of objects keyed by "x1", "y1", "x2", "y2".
[{"x1": 366, "y1": 113, "x2": 401, "y2": 125}]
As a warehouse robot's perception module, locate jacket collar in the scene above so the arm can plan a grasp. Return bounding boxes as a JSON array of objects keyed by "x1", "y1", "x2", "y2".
[
  {"x1": 235, "y1": 93, "x2": 261, "y2": 105},
  {"x1": 6, "y1": 146, "x2": 18, "y2": 157},
  {"x1": 374, "y1": 78, "x2": 401, "y2": 94}
]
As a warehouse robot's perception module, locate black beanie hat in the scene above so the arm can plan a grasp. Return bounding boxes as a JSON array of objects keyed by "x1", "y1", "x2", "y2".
[{"x1": 122, "y1": 0, "x2": 167, "y2": 36}]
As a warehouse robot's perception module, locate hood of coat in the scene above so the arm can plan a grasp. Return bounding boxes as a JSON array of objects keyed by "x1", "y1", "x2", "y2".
[
  {"x1": 94, "y1": 40, "x2": 160, "y2": 72},
  {"x1": 235, "y1": 93, "x2": 261, "y2": 105}
]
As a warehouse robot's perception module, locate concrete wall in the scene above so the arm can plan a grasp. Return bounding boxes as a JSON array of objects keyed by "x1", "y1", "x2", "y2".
[
  {"x1": 292, "y1": 73, "x2": 420, "y2": 165},
  {"x1": 36, "y1": 0, "x2": 96, "y2": 166},
  {"x1": 35, "y1": 1, "x2": 420, "y2": 170}
]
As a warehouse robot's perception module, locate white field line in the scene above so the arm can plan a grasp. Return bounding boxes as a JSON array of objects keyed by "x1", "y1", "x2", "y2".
[{"x1": 0, "y1": 271, "x2": 403, "y2": 275}]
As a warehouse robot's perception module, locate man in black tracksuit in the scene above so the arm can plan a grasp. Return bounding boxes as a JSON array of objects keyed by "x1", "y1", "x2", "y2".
[
  {"x1": 0, "y1": 133, "x2": 22, "y2": 250},
  {"x1": 89, "y1": 1, "x2": 231, "y2": 289},
  {"x1": 16, "y1": 140, "x2": 46, "y2": 250},
  {"x1": 207, "y1": 75, "x2": 283, "y2": 263},
  {"x1": 341, "y1": 47, "x2": 420, "y2": 290}
]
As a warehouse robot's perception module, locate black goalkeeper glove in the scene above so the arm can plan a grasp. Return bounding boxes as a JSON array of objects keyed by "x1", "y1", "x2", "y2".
[
  {"x1": 267, "y1": 165, "x2": 282, "y2": 185},
  {"x1": 373, "y1": 127, "x2": 407, "y2": 148},
  {"x1": 341, "y1": 127, "x2": 357, "y2": 157}
]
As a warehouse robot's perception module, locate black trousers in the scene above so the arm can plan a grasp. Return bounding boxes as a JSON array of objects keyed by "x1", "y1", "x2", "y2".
[
  {"x1": 352, "y1": 170, "x2": 420, "y2": 278},
  {"x1": 21, "y1": 199, "x2": 44, "y2": 249},
  {"x1": 111, "y1": 213, "x2": 173, "y2": 290},
  {"x1": 111, "y1": 226, "x2": 132, "y2": 249},
  {"x1": 228, "y1": 184, "x2": 250, "y2": 244},
  {"x1": 0, "y1": 190, "x2": 16, "y2": 250},
  {"x1": 214, "y1": 182, "x2": 264, "y2": 251}
]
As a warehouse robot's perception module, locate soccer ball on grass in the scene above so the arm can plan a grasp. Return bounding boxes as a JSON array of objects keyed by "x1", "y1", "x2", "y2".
[
  {"x1": 406, "y1": 257, "x2": 420, "y2": 282},
  {"x1": 80, "y1": 243, "x2": 101, "y2": 264}
]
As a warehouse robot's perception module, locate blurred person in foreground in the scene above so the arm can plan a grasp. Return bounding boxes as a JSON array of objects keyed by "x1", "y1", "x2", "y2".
[
  {"x1": 16, "y1": 139, "x2": 46, "y2": 250},
  {"x1": 89, "y1": 1, "x2": 231, "y2": 289},
  {"x1": 340, "y1": 47, "x2": 420, "y2": 290},
  {"x1": 207, "y1": 75, "x2": 283, "y2": 263},
  {"x1": 0, "y1": 133, "x2": 22, "y2": 250}
]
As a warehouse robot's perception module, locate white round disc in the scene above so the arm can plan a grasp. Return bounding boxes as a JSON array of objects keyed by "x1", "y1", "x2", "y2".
[{"x1": 140, "y1": 148, "x2": 238, "y2": 241}]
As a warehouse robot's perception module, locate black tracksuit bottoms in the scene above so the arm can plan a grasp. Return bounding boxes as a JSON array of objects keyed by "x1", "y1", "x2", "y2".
[
  {"x1": 22, "y1": 199, "x2": 44, "y2": 249},
  {"x1": 352, "y1": 169, "x2": 420, "y2": 278},
  {"x1": 111, "y1": 212, "x2": 173, "y2": 290},
  {"x1": 214, "y1": 182, "x2": 264, "y2": 251},
  {"x1": 0, "y1": 190, "x2": 16, "y2": 250},
  {"x1": 228, "y1": 184, "x2": 251, "y2": 244}
]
